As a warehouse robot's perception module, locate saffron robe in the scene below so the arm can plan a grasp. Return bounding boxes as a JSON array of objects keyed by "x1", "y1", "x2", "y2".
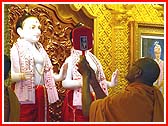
[{"x1": 89, "y1": 83, "x2": 164, "y2": 122}]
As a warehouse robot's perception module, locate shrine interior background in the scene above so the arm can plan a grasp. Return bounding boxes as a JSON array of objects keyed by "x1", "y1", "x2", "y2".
[{"x1": 3, "y1": 3, "x2": 164, "y2": 121}]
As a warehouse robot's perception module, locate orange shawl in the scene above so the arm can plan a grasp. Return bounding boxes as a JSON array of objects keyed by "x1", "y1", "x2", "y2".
[{"x1": 89, "y1": 83, "x2": 164, "y2": 122}]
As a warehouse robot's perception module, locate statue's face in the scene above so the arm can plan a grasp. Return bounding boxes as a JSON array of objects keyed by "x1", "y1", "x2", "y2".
[{"x1": 21, "y1": 17, "x2": 41, "y2": 43}]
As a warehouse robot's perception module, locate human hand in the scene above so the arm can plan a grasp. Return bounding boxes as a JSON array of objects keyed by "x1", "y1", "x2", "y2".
[
  {"x1": 62, "y1": 63, "x2": 68, "y2": 79},
  {"x1": 111, "y1": 69, "x2": 119, "y2": 86},
  {"x1": 77, "y1": 55, "x2": 90, "y2": 76},
  {"x1": 22, "y1": 70, "x2": 33, "y2": 80}
]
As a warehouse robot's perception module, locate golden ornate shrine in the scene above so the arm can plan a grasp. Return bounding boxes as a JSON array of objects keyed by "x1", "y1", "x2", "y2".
[{"x1": 4, "y1": 3, "x2": 164, "y2": 122}]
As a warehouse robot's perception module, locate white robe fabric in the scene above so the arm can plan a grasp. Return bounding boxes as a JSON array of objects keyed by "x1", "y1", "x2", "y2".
[
  {"x1": 10, "y1": 38, "x2": 59, "y2": 104},
  {"x1": 63, "y1": 49, "x2": 108, "y2": 106}
]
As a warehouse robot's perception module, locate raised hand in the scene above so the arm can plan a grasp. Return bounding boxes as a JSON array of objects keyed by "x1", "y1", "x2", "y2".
[
  {"x1": 111, "y1": 69, "x2": 119, "y2": 86},
  {"x1": 62, "y1": 63, "x2": 68, "y2": 79},
  {"x1": 77, "y1": 55, "x2": 92, "y2": 116},
  {"x1": 77, "y1": 55, "x2": 90, "y2": 76}
]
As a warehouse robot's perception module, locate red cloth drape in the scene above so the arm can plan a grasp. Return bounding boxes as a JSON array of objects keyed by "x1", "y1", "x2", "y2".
[
  {"x1": 19, "y1": 85, "x2": 49, "y2": 122},
  {"x1": 61, "y1": 90, "x2": 94, "y2": 122}
]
